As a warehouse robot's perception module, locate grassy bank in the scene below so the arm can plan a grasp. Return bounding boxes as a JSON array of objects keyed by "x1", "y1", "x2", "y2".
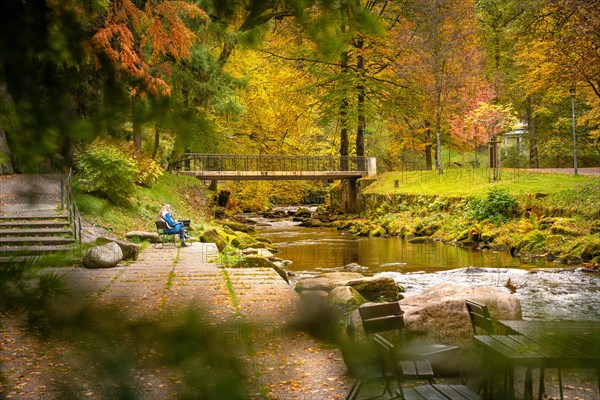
[
  {"x1": 74, "y1": 173, "x2": 213, "y2": 237},
  {"x1": 344, "y1": 170, "x2": 600, "y2": 265}
]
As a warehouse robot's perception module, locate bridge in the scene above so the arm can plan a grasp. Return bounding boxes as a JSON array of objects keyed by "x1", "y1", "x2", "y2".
[{"x1": 169, "y1": 154, "x2": 376, "y2": 180}]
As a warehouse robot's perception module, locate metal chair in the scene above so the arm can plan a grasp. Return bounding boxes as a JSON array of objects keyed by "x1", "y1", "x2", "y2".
[
  {"x1": 465, "y1": 300, "x2": 560, "y2": 400},
  {"x1": 358, "y1": 302, "x2": 459, "y2": 395},
  {"x1": 341, "y1": 315, "x2": 399, "y2": 400},
  {"x1": 372, "y1": 332, "x2": 482, "y2": 400},
  {"x1": 465, "y1": 300, "x2": 494, "y2": 335}
]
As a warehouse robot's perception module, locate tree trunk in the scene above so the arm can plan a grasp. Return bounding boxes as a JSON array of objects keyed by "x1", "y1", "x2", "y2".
[
  {"x1": 0, "y1": 123, "x2": 13, "y2": 175},
  {"x1": 435, "y1": 105, "x2": 443, "y2": 174},
  {"x1": 526, "y1": 96, "x2": 539, "y2": 168},
  {"x1": 355, "y1": 36, "x2": 366, "y2": 158},
  {"x1": 340, "y1": 50, "x2": 349, "y2": 171},
  {"x1": 152, "y1": 125, "x2": 161, "y2": 160},
  {"x1": 132, "y1": 97, "x2": 143, "y2": 153},
  {"x1": 0, "y1": 80, "x2": 14, "y2": 174},
  {"x1": 424, "y1": 144, "x2": 433, "y2": 170}
]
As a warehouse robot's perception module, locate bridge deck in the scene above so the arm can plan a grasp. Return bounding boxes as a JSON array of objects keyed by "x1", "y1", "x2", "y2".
[
  {"x1": 169, "y1": 154, "x2": 375, "y2": 181},
  {"x1": 175, "y1": 170, "x2": 367, "y2": 180}
]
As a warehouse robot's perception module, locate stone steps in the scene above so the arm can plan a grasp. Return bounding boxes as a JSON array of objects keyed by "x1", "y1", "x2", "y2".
[
  {"x1": 0, "y1": 228, "x2": 73, "y2": 236},
  {"x1": 0, "y1": 213, "x2": 77, "y2": 262}
]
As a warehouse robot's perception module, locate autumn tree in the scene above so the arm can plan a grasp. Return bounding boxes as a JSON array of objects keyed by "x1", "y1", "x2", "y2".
[
  {"x1": 465, "y1": 101, "x2": 517, "y2": 180},
  {"x1": 93, "y1": 0, "x2": 208, "y2": 152},
  {"x1": 386, "y1": 0, "x2": 481, "y2": 172}
]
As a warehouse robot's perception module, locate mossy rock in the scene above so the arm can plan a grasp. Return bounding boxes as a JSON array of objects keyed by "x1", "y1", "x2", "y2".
[
  {"x1": 480, "y1": 232, "x2": 497, "y2": 244},
  {"x1": 255, "y1": 236, "x2": 272, "y2": 244},
  {"x1": 327, "y1": 286, "x2": 367, "y2": 310},
  {"x1": 222, "y1": 226, "x2": 237, "y2": 236},
  {"x1": 386, "y1": 221, "x2": 406, "y2": 237},
  {"x1": 370, "y1": 226, "x2": 387, "y2": 237},
  {"x1": 356, "y1": 225, "x2": 371, "y2": 236},
  {"x1": 336, "y1": 220, "x2": 353, "y2": 230},
  {"x1": 200, "y1": 229, "x2": 227, "y2": 251},
  {"x1": 222, "y1": 221, "x2": 255, "y2": 233},
  {"x1": 299, "y1": 218, "x2": 323, "y2": 228},
  {"x1": 295, "y1": 207, "x2": 312, "y2": 218},
  {"x1": 456, "y1": 229, "x2": 470, "y2": 242},
  {"x1": 230, "y1": 230, "x2": 259, "y2": 249},
  {"x1": 416, "y1": 222, "x2": 440, "y2": 237},
  {"x1": 580, "y1": 238, "x2": 600, "y2": 261}
]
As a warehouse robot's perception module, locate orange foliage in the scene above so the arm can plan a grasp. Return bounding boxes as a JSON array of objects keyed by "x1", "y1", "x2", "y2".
[{"x1": 93, "y1": 0, "x2": 207, "y2": 96}]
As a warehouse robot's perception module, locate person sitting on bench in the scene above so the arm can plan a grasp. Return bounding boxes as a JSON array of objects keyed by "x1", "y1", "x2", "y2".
[{"x1": 157, "y1": 204, "x2": 189, "y2": 247}]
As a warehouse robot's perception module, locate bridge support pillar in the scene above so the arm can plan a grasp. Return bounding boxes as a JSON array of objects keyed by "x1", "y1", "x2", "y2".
[{"x1": 341, "y1": 178, "x2": 360, "y2": 214}]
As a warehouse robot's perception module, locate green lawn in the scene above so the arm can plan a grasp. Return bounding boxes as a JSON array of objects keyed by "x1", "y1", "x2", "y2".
[{"x1": 363, "y1": 169, "x2": 599, "y2": 198}]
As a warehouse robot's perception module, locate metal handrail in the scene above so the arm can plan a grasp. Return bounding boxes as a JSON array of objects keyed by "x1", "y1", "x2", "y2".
[
  {"x1": 65, "y1": 168, "x2": 82, "y2": 244},
  {"x1": 168, "y1": 154, "x2": 368, "y2": 173}
]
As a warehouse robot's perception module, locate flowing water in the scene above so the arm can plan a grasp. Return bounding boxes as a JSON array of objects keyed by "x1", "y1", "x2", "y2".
[{"x1": 251, "y1": 214, "x2": 600, "y2": 321}]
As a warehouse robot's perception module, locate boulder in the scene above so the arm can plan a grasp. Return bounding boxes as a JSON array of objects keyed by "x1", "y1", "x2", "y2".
[
  {"x1": 346, "y1": 276, "x2": 403, "y2": 302},
  {"x1": 299, "y1": 218, "x2": 323, "y2": 228},
  {"x1": 200, "y1": 229, "x2": 227, "y2": 251},
  {"x1": 294, "y1": 272, "x2": 365, "y2": 293},
  {"x1": 223, "y1": 221, "x2": 254, "y2": 233},
  {"x1": 241, "y1": 248, "x2": 273, "y2": 258},
  {"x1": 399, "y1": 283, "x2": 522, "y2": 344},
  {"x1": 327, "y1": 286, "x2": 367, "y2": 310},
  {"x1": 96, "y1": 237, "x2": 140, "y2": 261},
  {"x1": 126, "y1": 231, "x2": 159, "y2": 243},
  {"x1": 294, "y1": 207, "x2": 312, "y2": 218},
  {"x1": 83, "y1": 242, "x2": 123, "y2": 269},
  {"x1": 343, "y1": 262, "x2": 368, "y2": 271}
]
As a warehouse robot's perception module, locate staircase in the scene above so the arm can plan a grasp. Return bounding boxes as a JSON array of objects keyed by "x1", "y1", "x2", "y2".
[
  {"x1": 0, "y1": 211, "x2": 77, "y2": 263},
  {"x1": 0, "y1": 173, "x2": 81, "y2": 264}
]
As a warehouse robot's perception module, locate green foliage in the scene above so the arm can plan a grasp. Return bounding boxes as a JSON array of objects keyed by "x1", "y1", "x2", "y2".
[
  {"x1": 469, "y1": 187, "x2": 517, "y2": 223},
  {"x1": 75, "y1": 172, "x2": 211, "y2": 236},
  {"x1": 76, "y1": 140, "x2": 139, "y2": 203},
  {"x1": 218, "y1": 253, "x2": 244, "y2": 268},
  {"x1": 0, "y1": 260, "x2": 65, "y2": 331}
]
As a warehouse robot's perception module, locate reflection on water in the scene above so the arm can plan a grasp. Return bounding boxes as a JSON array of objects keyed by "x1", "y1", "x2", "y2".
[
  {"x1": 255, "y1": 217, "x2": 600, "y2": 321},
  {"x1": 258, "y1": 221, "x2": 551, "y2": 274}
]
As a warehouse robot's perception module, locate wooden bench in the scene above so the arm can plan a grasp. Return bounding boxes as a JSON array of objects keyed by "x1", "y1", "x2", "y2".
[{"x1": 155, "y1": 220, "x2": 177, "y2": 247}]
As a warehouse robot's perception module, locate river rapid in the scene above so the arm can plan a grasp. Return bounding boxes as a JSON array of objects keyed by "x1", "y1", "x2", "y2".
[{"x1": 248, "y1": 214, "x2": 600, "y2": 322}]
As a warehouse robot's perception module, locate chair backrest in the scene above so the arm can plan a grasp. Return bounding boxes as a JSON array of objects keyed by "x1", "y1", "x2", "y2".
[
  {"x1": 465, "y1": 299, "x2": 494, "y2": 335},
  {"x1": 358, "y1": 301, "x2": 404, "y2": 335},
  {"x1": 155, "y1": 220, "x2": 169, "y2": 230}
]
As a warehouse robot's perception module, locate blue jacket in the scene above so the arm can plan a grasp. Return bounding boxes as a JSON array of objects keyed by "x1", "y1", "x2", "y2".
[{"x1": 161, "y1": 211, "x2": 178, "y2": 229}]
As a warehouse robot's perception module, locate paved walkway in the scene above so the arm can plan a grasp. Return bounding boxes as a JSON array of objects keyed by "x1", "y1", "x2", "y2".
[
  {"x1": 1, "y1": 242, "x2": 350, "y2": 399},
  {"x1": 0, "y1": 173, "x2": 65, "y2": 215}
]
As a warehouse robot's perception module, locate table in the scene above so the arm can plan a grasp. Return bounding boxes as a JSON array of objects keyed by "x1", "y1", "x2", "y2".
[
  {"x1": 499, "y1": 320, "x2": 600, "y2": 336},
  {"x1": 474, "y1": 320, "x2": 600, "y2": 400}
]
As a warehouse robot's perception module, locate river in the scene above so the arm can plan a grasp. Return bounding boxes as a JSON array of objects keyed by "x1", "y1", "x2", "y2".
[{"x1": 251, "y1": 215, "x2": 600, "y2": 321}]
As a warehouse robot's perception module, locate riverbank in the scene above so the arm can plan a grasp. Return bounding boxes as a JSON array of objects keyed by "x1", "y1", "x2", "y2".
[{"x1": 327, "y1": 169, "x2": 600, "y2": 266}]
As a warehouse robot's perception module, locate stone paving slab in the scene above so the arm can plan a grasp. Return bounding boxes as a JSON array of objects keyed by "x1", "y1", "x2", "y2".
[{"x1": 2, "y1": 241, "x2": 351, "y2": 399}]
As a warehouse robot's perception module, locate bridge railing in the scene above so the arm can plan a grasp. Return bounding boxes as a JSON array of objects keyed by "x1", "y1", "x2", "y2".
[{"x1": 169, "y1": 154, "x2": 369, "y2": 173}]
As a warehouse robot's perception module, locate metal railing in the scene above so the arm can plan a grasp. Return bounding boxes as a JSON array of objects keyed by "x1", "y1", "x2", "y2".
[
  {"x1": 168, "y1": 154, "x2": 369, "y2": 173},
  {"x1": 65, "y1": 168, "x2": 82, "y2": 244}
]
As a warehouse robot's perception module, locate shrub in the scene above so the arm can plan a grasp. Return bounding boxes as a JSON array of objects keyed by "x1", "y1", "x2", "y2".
[
  {"x1": 76, "y1": 140, "x2": 139, "y2": 203},
  {"x1": 469, "y1": 187, "x2": 517, "y2": 224},
  {"x1": 132, "y1": 154, "x2": 162, "y2": 188}
]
